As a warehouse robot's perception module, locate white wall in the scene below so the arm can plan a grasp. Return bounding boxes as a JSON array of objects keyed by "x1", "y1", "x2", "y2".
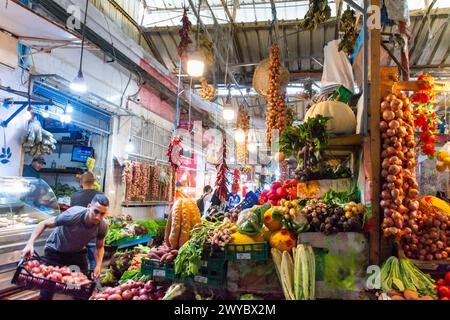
[{"x1": 0, "y1": 65, "x2": 28, "y2": 176}]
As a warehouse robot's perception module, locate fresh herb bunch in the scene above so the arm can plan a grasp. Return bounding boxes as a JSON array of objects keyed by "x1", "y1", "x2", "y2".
[
  {"x1": 338, "y1": 7, "x2": 357, "y2": 54},
  {"x1": 280, "y1": 115, "x2": 331, "y2": 181},
  {"x1": 301, "y1": 0, "x2": 332, "y2": 31},
  {"x1": 322, "y1": 189, "x2": 358, "y2": 207}
]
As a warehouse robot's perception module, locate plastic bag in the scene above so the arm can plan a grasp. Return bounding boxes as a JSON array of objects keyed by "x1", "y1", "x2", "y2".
[
  {"x1": 236, "y1": 206, "x2": 263, "y2": 236},
  {"x1": 321, "y1": 40, "x2": 355, "y2": 93}
]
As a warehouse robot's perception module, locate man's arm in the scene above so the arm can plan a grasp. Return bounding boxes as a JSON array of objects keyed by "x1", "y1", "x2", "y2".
[
  {"x1": 22, "y1": 217, "x2": 57, "y2": 257},
  {"x1": 93, "y1": 238, "x2": 105, "y2": 278}
]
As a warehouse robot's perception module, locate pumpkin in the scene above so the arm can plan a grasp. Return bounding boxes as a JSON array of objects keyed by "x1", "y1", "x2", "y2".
[
  {"x1": 419, "y1": 195, "x2": 450, "y2": 216},
  {"x1": 263, "y1": 208, "x2": 283, "y2": 231},
  {"x1": 269, "y1": 227, "x2": 296, "y2": 252},
  {"x1": 304, "y1": 101, "x2": 356, "y2": 134}
]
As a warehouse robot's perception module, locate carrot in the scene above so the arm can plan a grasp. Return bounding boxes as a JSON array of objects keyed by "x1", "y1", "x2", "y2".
[
  {"x1": 403, "y1": 290, "x2": 419, "y2": 300},
  {"x1": 169, "y1": 199, "x2": 182, "y2": 249},
  {"x1": 391, "y1": 295, "x2": 405, "y2": 300}
]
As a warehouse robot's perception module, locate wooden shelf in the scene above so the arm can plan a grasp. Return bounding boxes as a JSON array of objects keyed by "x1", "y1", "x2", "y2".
[
  {"x1": 40, "y1": 168, "x2": 84, "y2": 175},
  {"x1": 328, "y1": 134, "x2": 364, "y2": 147},
  {"x1": 121, "y1": 201, "x2": 171, "y2": 207}
]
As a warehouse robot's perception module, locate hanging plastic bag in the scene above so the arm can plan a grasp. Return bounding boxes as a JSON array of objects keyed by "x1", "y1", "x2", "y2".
[{"x1": 321, "y1": 40, "x2": 356, "y2": 93}]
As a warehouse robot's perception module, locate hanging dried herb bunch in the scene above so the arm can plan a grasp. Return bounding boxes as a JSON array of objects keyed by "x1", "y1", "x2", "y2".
[
  {"x1": 301, "y1": 0, "x2": 332, "y2": 31},
  {"x1": 199, "y1": 77, "x2": 216, "y2": 101},
  {"x1": 236, "y1": 105, "x2": 249, "y2": 164},
  {"x1": 178, "y1": 7, "x2": 192, "y2": 58},
  {"x1": 214, "y1": 134, "x2": 229, "y2": 201},
  {"x1": 199, "y1": 31, "x2": 215, "y2": 65},
  {"x1": 338, "y1": 7, "x2": 357, "y2": 54}
]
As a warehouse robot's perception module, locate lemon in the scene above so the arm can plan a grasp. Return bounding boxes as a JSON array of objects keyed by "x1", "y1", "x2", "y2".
[
  {"x1": 444, "y1": 157, "x2": 450, "y2": 167},
  {"x1": 438, "y1": 150, "x2": 449, "y2": 162},
  {"x1": 436, "y1": 162, "x2": 447, "y2": 172}
]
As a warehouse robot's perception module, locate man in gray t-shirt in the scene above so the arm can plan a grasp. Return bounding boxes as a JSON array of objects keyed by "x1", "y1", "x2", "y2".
[{"x1": 22, "y1": 194, "x2": 109, "y2": 300}]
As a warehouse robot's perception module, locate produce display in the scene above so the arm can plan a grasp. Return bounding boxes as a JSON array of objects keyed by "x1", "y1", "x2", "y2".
[
  {"x1": 105, "y1": 218, "x2": 160, "y2": 246},
  {"x1": 53, "y1": 183, "x2": 77, "y2": 199},
  {"x1": 91, "y1": 280, "x2": 168, "y2": 300},
  {"x1": 380, "y1": 93, "x2": 420, "y2": 238},
  {"x1": 164, "y1": 198, "x2": 201, "y2": 249},
  {"x1": 380, "y1": 256, "x2": 436, "y2": 298},
  {"x1": 266, "y1": 43, "x2": 288, "y2": 146},
  {"x1": 402, "y1": 195, "x2": 449, "y2": 261},
  {"x1": 21, "y1": 119, "x2": 57, "y2": 156},
  {"x1": 435, "y1": 272, "x2": 450, "y2": 300},
  {"x1": 259, "y1": 180, "x2": 298, "y2": 206},
  {"x1": 304, "y1": 101, "x2": 356, "y2": 135},
  {"x1": 23, "y1": 260, "x2": 91, "y2": 285},
  {"x1": 147, "y1": 242, "x2": 178, "y2": 265},
  {"x1": 271, "y1": 244, "x2": 316, "y2": 300}
]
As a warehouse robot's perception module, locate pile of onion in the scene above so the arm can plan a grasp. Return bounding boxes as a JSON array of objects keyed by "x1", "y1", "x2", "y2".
[{"x1": 380, "y1": 93, "x2": 420, "y2": 238}]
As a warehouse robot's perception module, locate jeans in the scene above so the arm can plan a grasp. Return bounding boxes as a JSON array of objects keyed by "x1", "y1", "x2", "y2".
[
  {"x1": 87, "y1": 244, "x2": 97, "y2": 272},
  {"x1": 39, "y1": 247, "x2": 89, "y2": 300}
]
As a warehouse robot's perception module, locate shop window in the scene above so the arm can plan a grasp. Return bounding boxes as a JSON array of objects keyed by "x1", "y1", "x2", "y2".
[{"x1": 130, "y1": 117, "x2": 170, "y2": 162}]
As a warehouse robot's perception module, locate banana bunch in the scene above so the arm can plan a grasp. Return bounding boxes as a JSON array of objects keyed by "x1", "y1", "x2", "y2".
[
  {"x1": 86, "y1": 156, "x2": 95, "y2": 172},
  {"x1": 21, "y1": 119, "x2": 57, "y2": 156},
  {"x1": 199, "y1": 77, "x2": 216, "y2": 101}
]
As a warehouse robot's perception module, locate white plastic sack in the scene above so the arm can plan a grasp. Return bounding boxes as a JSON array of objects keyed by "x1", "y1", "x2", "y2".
[
  {"x1": 321, "y1": 40, "x2": 356, "y2": 93},
  {"x1": 384, "y1": 0, "x2": 410, "y2": 25}
]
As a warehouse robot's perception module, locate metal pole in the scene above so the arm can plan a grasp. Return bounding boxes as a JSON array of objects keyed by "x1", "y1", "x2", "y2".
[{"x1": 363, "y1": 0, "x2": 369, "y2": 133}]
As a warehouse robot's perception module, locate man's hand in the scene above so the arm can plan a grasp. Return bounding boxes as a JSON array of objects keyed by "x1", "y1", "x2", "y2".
[
  {"x1": 92, "y1": 265, "x2": 102, "y2": 279},
  {"x1": 22, "y1": 243, "x2": 34, "y2": 258}
]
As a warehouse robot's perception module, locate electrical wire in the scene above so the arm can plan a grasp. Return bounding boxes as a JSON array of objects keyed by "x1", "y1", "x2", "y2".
[{"x1": 78, "y1": 0, "x2": 89, "y2": 73}]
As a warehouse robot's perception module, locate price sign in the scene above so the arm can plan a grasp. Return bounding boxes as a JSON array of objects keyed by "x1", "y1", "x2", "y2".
[
  {"x1": 153, "y1": 269, "x2": 166, "y2": 277},
  {"x1": 236, "y1": 253, "x2": 251, "y2": 260},
  {"x1": 194, "y1": 276, "x2": 208, "y2": 284}
]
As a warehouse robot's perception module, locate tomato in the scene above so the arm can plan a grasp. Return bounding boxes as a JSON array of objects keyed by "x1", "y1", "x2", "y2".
[
  {"x1": 445, "y1": 272, "x2": 450, "y2": 286},
  {"x1": 289, "y1": 179, "x2": 298, "y2": 186},
  {"x1": 276, "y1": 187, "x2": 287, "y2": 199},
  {"x1": 438, "y1": 286, "x2": 450, "y2": 298},
  {"x1": 440, "y1": 296, "x2": 449, "y2": 300},
  {"x1": 437, "y1": 279, "x2": 446, "y2": 286},
  {"x1": 269, "y1": 200, "x2": 278, "y2": 206},
  {"x1": 288, "y1": 188, "x2": 297, "y2": 199}
]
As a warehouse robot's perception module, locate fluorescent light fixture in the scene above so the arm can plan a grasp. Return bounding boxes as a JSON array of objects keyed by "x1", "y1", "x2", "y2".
[
  {"x1": 70, "y1": 70, "x2": 88, "y2": 93},
  {"x1": 23, "y1": 109, "x2": 32, "y2": 120},
  {"x1": 186, "y1": 51, "x2": 205, "y2": 77}
]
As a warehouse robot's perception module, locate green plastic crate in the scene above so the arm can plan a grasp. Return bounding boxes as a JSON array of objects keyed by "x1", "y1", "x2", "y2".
[
  {"x1": 140, "y1": 258, "x2": 176, "y2": 280},
  {"x1": 184, "y1": 262, "x2": 227, "y2": 288},
  {"x1": 226, "y1": 242, "x2": 269, "y2": 261},
  {"x1": 201, "y1": 248, "x2": 227, "y2": 271}
]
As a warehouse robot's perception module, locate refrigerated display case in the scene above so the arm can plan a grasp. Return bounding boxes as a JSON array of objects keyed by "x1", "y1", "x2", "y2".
[{"x1": 0, "y1": 177, "x2": 60, "y2": 292}]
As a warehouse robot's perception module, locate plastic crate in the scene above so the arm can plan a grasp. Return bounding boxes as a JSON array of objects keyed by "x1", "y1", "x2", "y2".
[
  {"x1": 184, "y1": 262, "x2": 227, "y2": 288},
  {"x1": 226, "y1": 242, "x2": 269, "y2": 261},
  {"x1": 11, "y1": 254, "x2": 95, "y2": 300},
  {"x1": 140, "y1": 258, "x2": 176, "y2": 280},
  {"x1": 109, "y1": 233, "x2": 154, "y2": 248}
]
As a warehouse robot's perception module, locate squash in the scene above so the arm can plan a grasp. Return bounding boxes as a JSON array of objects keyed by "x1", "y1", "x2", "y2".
[
  {"x1": 264, "y1": 208, "x2": 283, "y2": 231},
  {"x1": 269, "y1": 227, "x2": 296, "y2": 252},
  {"x1": 229, "y1": 232, "x2": 264, "y2": 251},
  {"x1": 169, "y1": 199, "x2": 183, "y2": 249},
  {"x1": 304, "y1": 100, "x2": 356, "y2": 134},
  {"x1": 419, "y1": 195, "x2": 450, "y2": 216}
]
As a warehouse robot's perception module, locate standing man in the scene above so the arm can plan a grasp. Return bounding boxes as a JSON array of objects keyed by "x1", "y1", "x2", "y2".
[
  {"x1": 22, "y1": 156, "x2": 46, "y2": 179},
  {"x1": 22, "y1": 194, "x2": 109, "y2": 300},
  {"x1": 196, "y1": 185, "x2": 212, "y2": 216},
  {"x1": 70, "y1": 172, "x2": 104, "y2": 274}
]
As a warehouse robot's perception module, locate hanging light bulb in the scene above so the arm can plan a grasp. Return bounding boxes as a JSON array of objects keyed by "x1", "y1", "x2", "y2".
[
  {"x1": 61, "y1": 113, "x2": 71, "y2": 123},
  {"x1": 66, "y1": 104, "x2": 73, "y2": 113},
  {"x1": 234, "y1": 129, "x2": 246, "y2": 143},
  {"x1": 42, "y1": 106, "x2": 49, "y2": 118},
  {"x1": 248, "y1": 143, "x2": 257, "y2": 153},
  {"x1": 125, "y1": 139, "x2": 134, "y2": 153},
  {"x1": 23, "y1": 108, "x2": 32, "y2": 120},
  {"x1": 186, "y1": 51, "x2": 205, "y2": 77},
  {"x1": 70, "y1": 70, "x2": 87, "y2": 93}
]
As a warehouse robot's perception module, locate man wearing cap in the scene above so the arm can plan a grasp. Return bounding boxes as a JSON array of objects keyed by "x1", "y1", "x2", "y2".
[
  {"x1": 70, "y1": 172, "x2": 104, "y2": 273},
  {"x1": 23, "y1": 156, "x2": 46, "y2": 179}
]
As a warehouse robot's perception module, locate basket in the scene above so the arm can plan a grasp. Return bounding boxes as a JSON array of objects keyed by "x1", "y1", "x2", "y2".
[
  {"x1": 226, "y1": 242, "x2": 269, "y2": 261},
  {"x1": 184, "y1": 262, "x2": 227, "y2": 288},
  {"x1": 11, "y1": 253, "x2": 95, "y2": 300},
  {"x1": 140, "y1": 259, "x2": 176, "y2": 280},
  {"x1": 253, "y1": 58, "x2": 290, "y2": 97}
]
